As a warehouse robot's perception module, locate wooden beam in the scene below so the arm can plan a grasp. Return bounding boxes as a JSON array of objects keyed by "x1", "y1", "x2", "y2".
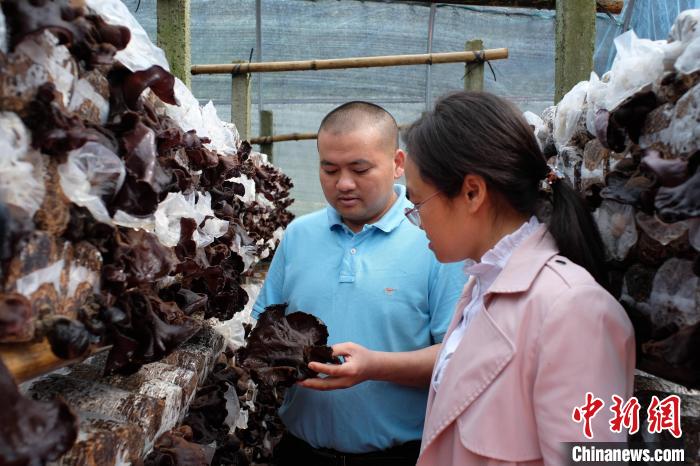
[
  {"x1": 0, "y1": 340, "x2": 109, "y2": 383},
  {"x1": 157, "y1": 0, "x2": 191, "y2": 88},
  {"x1": 418, "y1": 0, "x2": 622, "y2": 14},
  {"x1": 192, "y1": 48, "x2": 509, "y2": 75},
  {"x1": 464, "y1": 39, "x2": 484, "y2": 92},
  {"x1": 231, "y1": 62, "x2": 252, "y2": 141},
  {"x1": 555, "y1": 0, "x2": 596, "y2": 103}
]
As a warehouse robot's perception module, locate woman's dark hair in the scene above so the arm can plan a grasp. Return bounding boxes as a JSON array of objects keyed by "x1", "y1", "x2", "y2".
[{"x1": 404, "y1": 91, "x2": 608, "y2": 288}]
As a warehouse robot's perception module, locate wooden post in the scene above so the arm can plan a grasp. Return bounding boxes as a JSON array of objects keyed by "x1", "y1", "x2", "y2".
[
  {"x1": 464, "y1": 39, "x2": 484, "y2": 92},
  {"x1": 555, "y1": 0, "x2": 596, "y2": 103},
  {"x1": 157, "y1": 0, "x2": 191, "y2": 88},
  {"x1": 231, "y1": 61, "x2": 252, "y2": 141},
  {"x1": 260, "y1": 110, "x2": 274, "y2": 163}
]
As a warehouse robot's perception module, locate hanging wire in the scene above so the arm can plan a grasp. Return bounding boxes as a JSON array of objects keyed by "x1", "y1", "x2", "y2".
[
  {"x1": 424, "y1": 3, "x2": 436, "y2": 111},
  {"x1": 462, "y1": 51, "x2": 497, "y2": 82}
]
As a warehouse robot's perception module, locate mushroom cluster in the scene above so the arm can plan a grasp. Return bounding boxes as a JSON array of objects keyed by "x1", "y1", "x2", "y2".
[
  {"x1": 146, "y1": 305, "x2": 338, "y2": 466},
  {"x1": 527, "y1": 9, "x2": 700, "y2": 389},
  {"x1": 0, "y1": 1, "x2": 293, "y2": 462}
]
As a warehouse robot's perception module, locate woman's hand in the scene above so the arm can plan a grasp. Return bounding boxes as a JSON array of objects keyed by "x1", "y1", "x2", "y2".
[
  {"x1": 298, "y1": 342, "x2": 442, "y2": 390},
  {"x1": 298, "y1": 342, "x2": 378, "y2": 391}
]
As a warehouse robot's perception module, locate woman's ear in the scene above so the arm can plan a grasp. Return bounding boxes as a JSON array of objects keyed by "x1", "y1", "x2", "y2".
[{"x1": 461, "y1": 174, "x2": 487, "y2": 213}]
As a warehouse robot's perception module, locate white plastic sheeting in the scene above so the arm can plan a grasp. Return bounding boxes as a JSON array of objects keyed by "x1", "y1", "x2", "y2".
[
  {"x1": 604, "y1": 31, "x2": 667, "y2": 109},
  {"x1": 0, "y1": 6, "x2": 6, "y2": 54},
  {"x1": 154, "y1": 191, "x2": 229, "y2": 248},
  {"x1": 14, "y1": 32, "x2": 76, "y2": 108},
  {"x1": 58, "y1": 142, "x2": 126, "y2": 224},
  {"x1": 86, "y1": 0, "x2": 169, "y2": 72},
  {"x1": 553, "y1": 81, "x2": 588, "y2": 149}
]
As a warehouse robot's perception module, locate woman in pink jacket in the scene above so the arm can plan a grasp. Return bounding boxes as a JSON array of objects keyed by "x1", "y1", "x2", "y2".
[{"x1": 303, "y1": 91, "x2": 636, "y2": 465}]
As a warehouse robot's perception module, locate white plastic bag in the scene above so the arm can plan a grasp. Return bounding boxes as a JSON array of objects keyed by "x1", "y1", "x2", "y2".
[
  {"x1": 523, "y1": 111, "x2": 547, "y2": 151},
  {"x1": 154, "y1": 192, "x2": 197, "y2": 247},
  {"x1": 163, "y1": 82, "x2": 241, "y2": 157},
  {"x1": 675, "y1": 35, "x2": 700, "y2": 75},
  {"x1": 15, "y1": 259, "x2": 65, "y2": 297},
  {"x1": 0, "y1": 6, "x2": 7, "y2": 54},
  {"x1": 0, "y1": 113, "x2": 46, "y2": 217},
  {"x1": 689, "y1": 218, "x2": 700, "y2": 252},
  {"x1": 604, "y1": 30, "x2": 666, "y2": 110},
  {"x1": 85, "y1": 0, "x2": 170, "y2": 72},
  {"x1": 163, "y1": 78, "x2": 206, "y2": 133},
  {"x1": 210, "y1": 280, "x2": 261, "y2": 349},
  {"x1": 553, "y1": 80, "x2": 588, "y2": 149},
  {"x1": 14, "y1": 31, "x2": 77, "y2": 108},
  {"x1": 593, "y1": 201, "x2": 638, "y2": 261},
  {"x1": 69, "y1": 78, "x2": 110, "y2": 125},
  {"x1": 202, "y1": 102, "x2": 239, "y2": 156},
  {"x1": 0, "y1": 113, "x2": 31, "y2": 168},
  {"x1": 154, "y1": 191, "x2": 228, "y2": 248},
  {"x1": 228, "y1": 175, "x2": 256, "y2": 204},
  {"x1": 669, "y1": 9, "x2": 700, "y2": 43},
  {"x1": 666, "y1": 10, "x2": 700, "y2": 73},
  {"x1": 58, "y1": 142, "x2": 126, "y2": 224},
  {"x1": 585, "y1": 71, "x2": 609, "y2": 136},
  {"x1": 113, "y1": 210, "x2": 156, "y2": 231},
  {"x1": 229, "y1": 225, "x2": 258, "y2": 272}
]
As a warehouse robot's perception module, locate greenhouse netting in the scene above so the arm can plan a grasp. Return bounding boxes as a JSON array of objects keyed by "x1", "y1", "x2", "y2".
[{"x1": 124, "y1": 0, "x2": 700, "y2": 215}]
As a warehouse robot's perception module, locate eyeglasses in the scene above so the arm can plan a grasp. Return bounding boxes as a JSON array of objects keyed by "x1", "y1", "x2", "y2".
[{"x1": 404, "y1": 191, "x2": 439, "y2": 227}]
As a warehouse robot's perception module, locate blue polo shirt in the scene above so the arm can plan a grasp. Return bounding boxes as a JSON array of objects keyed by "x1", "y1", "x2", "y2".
[{"x1": 252, "y1": 184, "x2": 466, "y2": 453}]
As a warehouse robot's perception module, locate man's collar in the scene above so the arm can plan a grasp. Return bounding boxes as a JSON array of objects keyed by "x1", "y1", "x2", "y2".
[{"x1": 327, "y1": 184, "x2": 410, "y2": 233}]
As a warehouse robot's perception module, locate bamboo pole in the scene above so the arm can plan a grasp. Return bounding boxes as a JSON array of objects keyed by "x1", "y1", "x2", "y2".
[
  {"x1": 250, "y1": 124, "x2": 412, "y2": 145},
  {"x1": 250, "y1": 132, "x2": 318, "y2": 145},
  {"x1": 192, "y1": 48, "x2": 509, "y2": 75},
  {"x1": 0, "y1": 340, "x2": 109, "y2": 383}
]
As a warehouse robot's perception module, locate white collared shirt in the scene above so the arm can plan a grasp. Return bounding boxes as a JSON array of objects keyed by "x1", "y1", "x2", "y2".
[{"x1": 431, "y1": 216, "x2": 542, "y2": 391}]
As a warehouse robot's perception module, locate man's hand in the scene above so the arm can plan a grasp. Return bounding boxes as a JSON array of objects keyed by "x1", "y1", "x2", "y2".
[{"x1": 298, "y1": 342, "x2": 378, "y2": 391}]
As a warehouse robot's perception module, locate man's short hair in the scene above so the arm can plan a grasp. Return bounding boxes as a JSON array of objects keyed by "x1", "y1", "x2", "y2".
[{"x1": 318, "y1": 101, "x2": 399, "y2": 151}]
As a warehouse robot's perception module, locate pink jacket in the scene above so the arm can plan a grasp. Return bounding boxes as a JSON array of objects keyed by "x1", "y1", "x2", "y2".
[{"x1": 418, "y1": 226, "x2": 635, "y2": 466}]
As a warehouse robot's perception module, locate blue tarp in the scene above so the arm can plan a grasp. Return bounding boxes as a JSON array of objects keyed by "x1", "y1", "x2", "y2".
[{"x1": 596, "y1": 0, "x2": 700, "y2": 73}]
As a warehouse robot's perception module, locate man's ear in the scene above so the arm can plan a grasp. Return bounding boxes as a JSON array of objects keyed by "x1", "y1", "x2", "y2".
[
  {"x1": 461, "y1": 174, "x2": 487, "y2": 214},
  {"x1": 393, "y1": 149, "x2": 406, "y2": 179}
]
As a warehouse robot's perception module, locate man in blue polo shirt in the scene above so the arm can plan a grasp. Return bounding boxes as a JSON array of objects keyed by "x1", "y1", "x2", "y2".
[{"x1": 252, "y1": 101, "x2": 465, "y2": 465}]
